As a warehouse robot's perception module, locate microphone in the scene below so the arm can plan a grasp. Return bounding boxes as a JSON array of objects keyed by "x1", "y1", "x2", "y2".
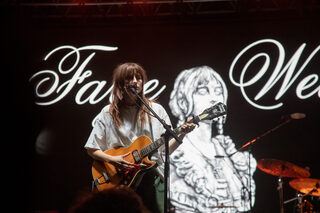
[
  {"x1": 281, "y1": 112, "x2": 306, "y2": 120},
  {"x1": 125, "y1": 84, "x2": 137, "y2": 90},
  {"x1": 290, "y1": 113, "x2": 306, "y2": 120}
]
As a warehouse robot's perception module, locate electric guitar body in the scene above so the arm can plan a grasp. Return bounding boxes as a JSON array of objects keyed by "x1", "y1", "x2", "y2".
[{"x1": 92, "y1": 136, "x2": 156, "y2": 191}]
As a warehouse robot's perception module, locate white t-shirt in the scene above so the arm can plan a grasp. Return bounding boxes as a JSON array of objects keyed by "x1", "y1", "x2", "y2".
[{"x1": 85, "y1": 102, "x2": 172, "y2": 178}]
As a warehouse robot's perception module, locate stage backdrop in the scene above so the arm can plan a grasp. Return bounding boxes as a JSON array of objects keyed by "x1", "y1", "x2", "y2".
[{"x1": 7, "y1": 14, "x2": 320, "y2": 213}]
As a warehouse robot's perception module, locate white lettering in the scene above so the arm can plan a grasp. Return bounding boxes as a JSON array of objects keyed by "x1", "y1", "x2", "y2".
[
  {"x1": 144, "y1": 79, "x2": 167, "y2": 100},
  {"x1": 30, "y1": 45, "x2": 117, "y2": 105},
  {"x1": 229, "y1": 39, "x2": 320, "y2": 110},
  {"x1": 30, "y1": 45, "x2": 167, "y2": 106},
  {"x1": 296, "y1": 74, "x2": 320, "y2": 99},
  {"x1": 76, "y1": 81, "x2": 107, "y2": 105}
]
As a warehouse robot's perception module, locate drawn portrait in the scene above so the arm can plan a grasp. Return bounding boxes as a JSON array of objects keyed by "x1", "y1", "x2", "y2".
[{"x1": 169, "y1": 66, "x2": 257, "y2": 213}]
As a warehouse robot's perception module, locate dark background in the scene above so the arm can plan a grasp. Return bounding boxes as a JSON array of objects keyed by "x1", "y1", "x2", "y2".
[{"x1": 4, "y1": 3, "x2": 320, "y2": 213}]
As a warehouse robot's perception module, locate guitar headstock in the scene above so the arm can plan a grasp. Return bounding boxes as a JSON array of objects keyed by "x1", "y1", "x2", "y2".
[{"x1": 196, "y1": 102, "x2": 227, "y2": 122}]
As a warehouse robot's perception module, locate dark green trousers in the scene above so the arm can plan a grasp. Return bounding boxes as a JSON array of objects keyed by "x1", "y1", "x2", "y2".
[{"x1": 136, "y1": 171, "x2": 164, "y2": 213}]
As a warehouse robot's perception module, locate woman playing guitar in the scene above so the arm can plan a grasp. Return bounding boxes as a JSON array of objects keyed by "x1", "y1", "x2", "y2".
[{"x1": 85, "y1": 62, "x2": 196, "y2": 213}]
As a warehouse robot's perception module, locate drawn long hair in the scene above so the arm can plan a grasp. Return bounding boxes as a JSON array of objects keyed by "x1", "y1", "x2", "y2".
[{"x1": 169, "y1": 66, "x2": 228, "y2": 131}]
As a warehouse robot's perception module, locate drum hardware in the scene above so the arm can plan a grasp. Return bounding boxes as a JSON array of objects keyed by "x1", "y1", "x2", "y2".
[
  {"x1": 286, "y1": 178, "x2": 320, "y2": 213},
  {"x1": 257, "y1": 159, "x2": 311, "y2": 179},
  {"x1": 257, "y1": 159, "x2": 311, "y2": 213},
  {"x1": 284, "y1": 193, "x2": 313, "y2": 213},
  {"x1": 289, "y1": 178, "x2": 320, "y2": 197},
  {"x1": 279, "y1": 178, "x2": 320, "y2": 213}
]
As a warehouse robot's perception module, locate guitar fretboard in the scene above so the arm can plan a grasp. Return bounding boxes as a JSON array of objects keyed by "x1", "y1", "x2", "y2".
[{"x1": 140, "y1": 137, "x2": 165, "y2": 158}]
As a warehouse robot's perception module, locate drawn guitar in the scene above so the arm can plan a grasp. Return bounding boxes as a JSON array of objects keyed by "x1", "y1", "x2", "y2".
[{"x1": 91, "y1": 102, "x2": 227, "y2": 191}]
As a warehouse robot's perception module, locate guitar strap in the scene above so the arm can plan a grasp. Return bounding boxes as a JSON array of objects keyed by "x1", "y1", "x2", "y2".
[{"x1": 149, "y1": 115, "x2": 155, "y2": 144}]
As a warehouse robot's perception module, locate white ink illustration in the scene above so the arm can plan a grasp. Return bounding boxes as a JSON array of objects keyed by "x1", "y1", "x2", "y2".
[{"x1": 169, "y1": 66, "x2": 257, "y2": 213}]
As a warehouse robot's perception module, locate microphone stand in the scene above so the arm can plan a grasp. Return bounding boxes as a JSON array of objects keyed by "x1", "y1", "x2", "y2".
[
  {"x1": 235, "y1": 117, "x2": 293, "y2": 154},
  {"x1": 128, "y1": 87, "x2": 182, "y2": 213},
  {"x1": 219, "y1": 113, "x2": 305, "y2": 158},
  {"x1": 224, "y1": 116, "x2": 294, "y2": 161}
]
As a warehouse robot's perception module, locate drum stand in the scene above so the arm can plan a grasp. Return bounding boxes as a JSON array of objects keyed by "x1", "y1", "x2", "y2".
[
  {"x1": 284, "y1": 188, "x2": 317, "y2": 213},
  {"x1": 284, "y1": 193, "x2": 308, "y2": 213},
  {"x1": 278, "y1": 175, "x2": 284, "y2": 213}
]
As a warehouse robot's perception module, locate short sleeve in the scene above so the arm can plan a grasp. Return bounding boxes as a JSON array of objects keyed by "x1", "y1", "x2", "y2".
[{"x1": 84, "y1": 110, "x2": 107, "y2": 150}]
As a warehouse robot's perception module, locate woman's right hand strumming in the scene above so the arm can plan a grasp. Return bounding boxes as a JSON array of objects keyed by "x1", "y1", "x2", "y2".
[
  {"x1": 87, "y1": 148, "x2": 134, "y2": 170},
  {"x1": 108, "y1": 153, "x2": 135, "y2": 169}
]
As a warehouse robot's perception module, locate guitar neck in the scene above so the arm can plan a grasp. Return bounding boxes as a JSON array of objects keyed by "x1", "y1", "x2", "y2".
[
  {"x1": 140, "y1": 116, "x2": 201, "y2": 158},
  {"x1": 139, "y1": 102, "x2": 226, "y2": 158}
]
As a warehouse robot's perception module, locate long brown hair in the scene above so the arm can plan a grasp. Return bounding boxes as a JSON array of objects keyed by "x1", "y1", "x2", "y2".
[{"x1": 109, "y1": 62, "x2": 152, "y2": 128}]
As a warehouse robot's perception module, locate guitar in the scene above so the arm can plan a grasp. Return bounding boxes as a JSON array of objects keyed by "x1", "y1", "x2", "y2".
[{"x1": 91, "y1": 102, "x2": 227, "y2": 191}]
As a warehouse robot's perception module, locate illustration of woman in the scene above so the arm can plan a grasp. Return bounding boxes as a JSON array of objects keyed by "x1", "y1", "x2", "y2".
[{"x1": 168, "y1": 66, "x2": 257, "y2": 212}]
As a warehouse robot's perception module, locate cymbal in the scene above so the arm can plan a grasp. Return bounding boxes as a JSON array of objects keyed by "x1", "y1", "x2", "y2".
[
  {"x1": 289, "y1": 178, "x2": 320, "y2": 197},
  {"x1": 257, "y1": 158, "x2": 310, "y2": 178}
]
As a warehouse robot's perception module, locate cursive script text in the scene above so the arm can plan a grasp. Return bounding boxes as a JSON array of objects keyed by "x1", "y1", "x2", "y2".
[
  {"x1": 229, "y1": 39, "x2": 320, "y2": 110},
  {"x1": 30, "y1": 45, "x2": 166, "y2": 106}
]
